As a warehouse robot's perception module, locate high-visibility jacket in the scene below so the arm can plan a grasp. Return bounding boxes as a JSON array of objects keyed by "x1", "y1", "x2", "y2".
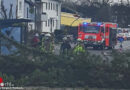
[
  {"x1": 41, "y1": 38, "x2": 54, "y2": 53},
  {"x1": 73, "y1": 45, "x2": 85, "y2": 54}
]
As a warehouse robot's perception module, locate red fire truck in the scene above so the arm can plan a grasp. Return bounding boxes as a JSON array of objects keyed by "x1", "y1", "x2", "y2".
[{"x1": 78, "y1": 22, "x2": 117, "y2": 49}]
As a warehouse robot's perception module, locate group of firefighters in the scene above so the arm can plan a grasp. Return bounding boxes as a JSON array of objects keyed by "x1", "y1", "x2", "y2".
[
  {"x1": 31, "y1": 33, "x2": 86, "y2": 55},
  {"x1": 31, "y1": 32, "x2": 124, "y2": 55}
]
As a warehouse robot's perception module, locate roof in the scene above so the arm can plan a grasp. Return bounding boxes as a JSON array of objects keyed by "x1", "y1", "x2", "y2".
[
  {"x1": 0, "y1": 19, "x2": 32, "y2": 27},
  {"x1": 61, "y1": 12, "x2": 91, "y2": 27}
]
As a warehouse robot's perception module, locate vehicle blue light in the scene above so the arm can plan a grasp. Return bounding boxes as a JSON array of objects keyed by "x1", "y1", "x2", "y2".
[
  {"x1": 97, "y1": 22, "x2": 102, "y2": 26},
  {"x1": 83, "y1": 22, "x2": 88, "y2": 25}
]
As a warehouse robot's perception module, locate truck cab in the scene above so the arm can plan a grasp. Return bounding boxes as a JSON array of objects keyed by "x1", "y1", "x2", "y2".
[{"x1": 78, "y1": 22, "x2": 117, "y2": 49}]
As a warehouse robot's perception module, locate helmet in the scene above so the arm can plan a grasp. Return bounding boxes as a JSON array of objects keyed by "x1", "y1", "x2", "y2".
[
  {"x1": 63, "y1": 37, "x2": 67, "y2": 40},
  {"x1": 45, "y1": 33, "x2": 51, "y2": 37},
  {"x1": 35, "y1": 33, "x2": 39, "y2": 37},
  {"x1": 77, "y1": 38, "x2": 82, "y2": 42}
]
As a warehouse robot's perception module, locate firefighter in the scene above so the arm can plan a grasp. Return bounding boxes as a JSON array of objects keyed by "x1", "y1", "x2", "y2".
[
  {"x1": 73, "y1": 39, "x2": 85, "y2": 54},
  {"x1": 60, "y1": 37, "x2": 71, "y2": 55},
  {"x1": 118, "y1": 36, "x2": 124, "y2": 52},
  {"x1": 32, "y1": 33, "x2": 40, "y2": 48},
  {"x1": 41, "y1": 33, "x2": 54, "y2": 53}
]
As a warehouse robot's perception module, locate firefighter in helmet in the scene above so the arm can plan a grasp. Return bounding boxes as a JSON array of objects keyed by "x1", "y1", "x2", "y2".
[
  {"x1": 41, "y1": 33, "x2": 54, "y2": 53},
  {"x1": 60, "y1": 37, "x2": 71, "y2": 55},
  {"x1": 73, "y1": 38, "x2": 85, "y2": 54}
]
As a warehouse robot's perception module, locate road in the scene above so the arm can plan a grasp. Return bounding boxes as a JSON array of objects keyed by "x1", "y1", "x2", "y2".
[
  {"x1": 54, "y1": 41, "x2": 130, "y2": 60},
  {"x1": 87, "y1": 40, "x2": 130, "y2": 60}
]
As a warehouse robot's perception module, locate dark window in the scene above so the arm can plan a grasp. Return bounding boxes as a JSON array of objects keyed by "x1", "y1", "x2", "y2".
[
  {"x1": 53, "y1": 20, "x2": 55, "y2": 27},
  {"x1": 49, "y1": 3, "x2": 50, "y2": 10},
  {"x1": 46, "y1": 3, "x2": 48, "y2": 10},
  {"x1": 53, "y1": 3, "x2": 55, "y2": 10},
  {"x1": 56, "y1": 4, "x2": 58, "y2": 16},
  {"x1": 19, "y1": 1, "x2": 22, "y2": 11},
  {"x1": 51, "y1": 3, "x2": 52, "y2": 10},
  {"x1": 101, "y1": 27, "x2": 104, "y2": 33},
  {"x1": 80, "y1": 25, "x2": 100, "y2": 33},
  {"x1": 48, "y1": 19, "x2": 50, "y2": 27},
  {"x1": 45, "y1": 21, "x2": 47, "y2": 27}
]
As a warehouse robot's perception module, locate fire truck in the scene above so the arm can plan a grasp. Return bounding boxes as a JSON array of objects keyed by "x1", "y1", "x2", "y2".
[{"x1": 78, "y1": 22, "x2": 117, "y2": 49}]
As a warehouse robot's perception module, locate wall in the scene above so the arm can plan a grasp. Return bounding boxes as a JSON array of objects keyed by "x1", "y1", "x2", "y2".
[{"x1": 40, "y1": 0, "x2": 61, "y2": 33}]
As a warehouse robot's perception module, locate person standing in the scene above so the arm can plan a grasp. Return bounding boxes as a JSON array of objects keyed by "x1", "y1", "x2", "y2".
[
  {"x1": 41, "y1": 33, "x2": 54, "y2": 53},
  {"x1": 117, "y1": 36, "x2": 124, "y2": 52},
  {"x1": 32, "y1": 33, "x2": 40, "y2": 48},
  {"x1": 73, "y1": 39, "x2": 85, "y2": 55},
  {"x1": 60, "y1": 37, "x2": 71, "y2": 55}
]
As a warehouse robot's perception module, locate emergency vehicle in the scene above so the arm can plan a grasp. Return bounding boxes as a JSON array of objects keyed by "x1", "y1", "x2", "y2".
[
  {"x1": 78, "y1": 22, "x2": 117, "y2": 49},
  {"x1": 117, "y1": 28, "x2": 130, "y2": 40}
]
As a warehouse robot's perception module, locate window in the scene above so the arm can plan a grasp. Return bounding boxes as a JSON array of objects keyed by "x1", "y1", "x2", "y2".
[
  {"x1": 53, "y1": 3, "x2": 55, "y2": 10},
  {"x1": 56, "y1": 20, "x2": 58, "y2": 29},
  {"x1": 45, "y1": 21, "x2": 47, "y2": 27},
  {"x1": 101, "y1": 27, "x2": 104, "y2": 33},
  {"x1": 48, "y1": 19, "x2": 50, "y2": 27},
  {"x1": 46, "y1": 3, "x2": 48, "y2": 10},
  {"x1": 19, "y1": 1, "x2": 22, "y2": 11},
  {"x1": 56, "y1": 4, "x2": 58, "y2": 16},
  {"x1": 80, "y1": 26, "x2": 100, "y2": 33},
  {"x1": 53, "y1": 20, "x2": 55, "y2": 27},
  {"x1": 51, "y1": 3, "x2": 52, "y2": 10},
  {"x1": 48, "y1": 3, "x2": 50, "y2": 10}
]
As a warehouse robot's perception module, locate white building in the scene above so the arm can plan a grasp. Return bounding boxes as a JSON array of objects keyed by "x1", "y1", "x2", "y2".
[{"x1": 35, "y1": 0, "x2": 61, "y2": 33}]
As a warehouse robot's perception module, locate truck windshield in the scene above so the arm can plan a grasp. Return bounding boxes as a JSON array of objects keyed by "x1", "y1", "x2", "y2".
[{"x1": 80, "y1": 26, "x2": 100, "y2": 33}]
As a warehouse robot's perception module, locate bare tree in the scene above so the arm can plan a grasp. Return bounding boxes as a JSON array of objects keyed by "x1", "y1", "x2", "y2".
[
  {"x1": 0, "y1": 0, "x2": 7, "y2": 19},
  {"x1": 127, "y1": 0, "x2": 130, "y2": 5},
  {"x1": 9, "y1": 4, "x2": 13, "y2": 19}
]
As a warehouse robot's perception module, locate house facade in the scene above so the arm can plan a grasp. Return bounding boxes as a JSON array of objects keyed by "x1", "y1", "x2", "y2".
[
  {"x1": 35, "y1": 0, "x2": 61, "y2": 33},
  {"x1": 0, "y1": 0, "x2": 35, "y2": 31}
]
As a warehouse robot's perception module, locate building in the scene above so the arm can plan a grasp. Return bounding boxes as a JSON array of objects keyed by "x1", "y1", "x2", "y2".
[
  {"x1": 0, "y1": 0, "x2": 35, "y2": 31},
  {"x1": 0, "y1": 0, "x2": 35, "y2": 55},
  {"x1": 35, "y1": 0, "x2": 61, "y2": 33},
  {"x1": 61, "y1": 12, "x2": 91, "y2": 27}
]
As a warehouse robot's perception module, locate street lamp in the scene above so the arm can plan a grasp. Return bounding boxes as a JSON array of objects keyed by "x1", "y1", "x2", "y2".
[
  {"x1": 64, "y1": 14, "x2": 80, "y2": 37},
  {"x1": 70, "y1": 14, "x2": 80, "y2": 26}
]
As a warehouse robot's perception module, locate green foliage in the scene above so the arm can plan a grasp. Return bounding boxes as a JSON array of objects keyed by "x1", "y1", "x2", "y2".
[
  {"x1": 0, "y1": 32, "x2": 130, "y2": 89},
  {"x1": 74, "y1": 2, "x2": 130, "y2": 27}
]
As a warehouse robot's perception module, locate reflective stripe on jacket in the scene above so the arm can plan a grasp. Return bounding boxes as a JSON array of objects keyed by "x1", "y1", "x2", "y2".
[{"x1": 73, "y1": 45, "x2": 85, "y2": 54}]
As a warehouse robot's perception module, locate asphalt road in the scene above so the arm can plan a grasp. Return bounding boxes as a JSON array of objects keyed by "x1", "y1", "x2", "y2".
[
  {"x1": 87, "y1": 40, "x2": 130, "y2": 60},
  {"x1": 54, "y1": 40, "x2": 130, "y2": 60}
]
